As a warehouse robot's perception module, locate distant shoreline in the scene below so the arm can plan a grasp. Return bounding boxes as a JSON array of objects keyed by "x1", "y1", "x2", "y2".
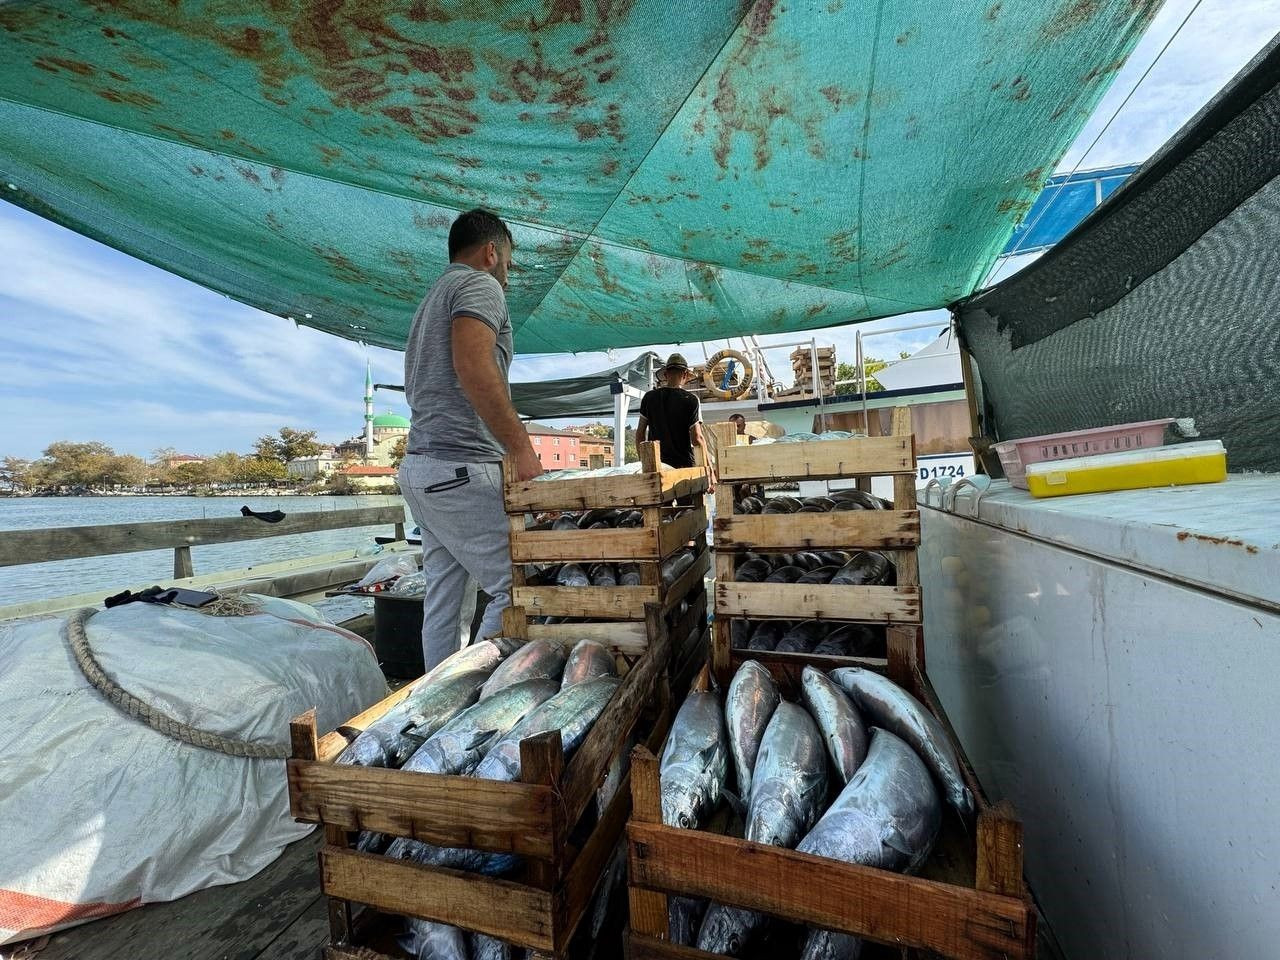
[{"x1": 0, "y1": 487, "x2": 400, "y2": 499}]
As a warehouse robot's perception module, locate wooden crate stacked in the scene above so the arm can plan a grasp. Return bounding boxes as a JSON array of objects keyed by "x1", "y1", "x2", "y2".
[
  {"x1": 504, "y1": 440, "x2": 711, "y2": 656},
  {"x1": 625, "y1": 634, "x2": 1036, "y2": 960},
  {"x1": 623, "y1": 413, "x2": 1036, "y2": 959},
  {"x1": 709, "y1": 411, "x2": 923, "y2": 686},
  {"x1": 288, "y1": 603, "x2": 688, "y2": 960}
]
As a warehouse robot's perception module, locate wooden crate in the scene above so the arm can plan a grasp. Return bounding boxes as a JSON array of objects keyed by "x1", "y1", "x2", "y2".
[
  {"x1": 624, "y1": 639, "x2": 1036, "y2": 960},
  {"x1": 288, "y1": 604, "x2": 687, "y2": 959},
  {"x1": 710, "y1": 410, "x2": 923, "y2": 681},
  {"x1": 506, "y1": 440, "x2": 710, "y2": 626}
]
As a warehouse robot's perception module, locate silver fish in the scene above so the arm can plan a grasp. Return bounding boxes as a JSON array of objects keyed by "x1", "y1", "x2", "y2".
[
  {"x1": 402, "y1": 679, "x2": 560, "y2": 776},
  {"x1": 588, "y1": 562, "x2": 618, "y2": 586},
  {"x1": 801, "y1": 930, "x2": 863, "y2": 960},
  {"x1": 552, "y1": 515, "x2": 580, "y2": 531},
  {"x1": 618, "y1": 562, "x2": 642, "y2": 586},
  {"x1": 561, "y1": 639, "x2": 617, "y2": 688},
  {"x1": 475, "y1": 676, "x2": 621, "y2": 783},
  {"x1": 747, "y1": 621, "x2": 788, "y2": 652},
  {"x1": 800, "y1": 666, "x2": 868, "y2": 784},
  {"x1": 670, "y1": 895, "x2": 708, "y2": 946},
  {"x1": 774, "y1": 619, "x2": 827, "y2": 654},
  {"x1": 480, "y1": 639, "x2": 567, "y2": 700},
  {"x1": 401, "y1": 919, "x2": 468, "y2": 960},
  {"x1": 470, "y1": 933, "x2": 513, "y2": 960},
  {"x1": 425, "y1": 636, "x2": 521, "y2": 686},
  {"x1": 795, "y1": 728, "x2": 943, "y2": 960},
  {"x1": 337, "y1": 669, "x2": 489, "y2": 768},
  {"x1": 697, "y1": 702, "x2": 828, "y2": 956},
  {"x1": 597, "y1": 729, "x2": 638, "y2": 819},
  {"x1": 725, "y1": 661, "x2": 781, "y2": 800},
  {"x1": 414, "y1": 677, "x2": 621, "y2": 876},
  {"x1": 661, "y1": 548, "x2": 698, "y2": 586},
  {"x1": 557, "y1": 563, "x2": 591, "y2": 587},
  {"x1": 660, "y1": 690, "x2": 729, "y2": 830},
  {"x1": 830, "y1": 668, "x2": 973, "y2": 817}
]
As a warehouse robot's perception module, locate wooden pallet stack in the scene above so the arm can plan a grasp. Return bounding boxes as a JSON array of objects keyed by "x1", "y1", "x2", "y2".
[
  {"x1": 288, "y1": 603, "x2": 688, "y2": 960},
  {"x1": 773, "y1": 345, "x2": 836, "y2": 398},
  {"x1": 625, "y1": 632, "x2": 1036, "y2": 960},
  {"x1": 709, "y1": 411, "x2": 923, "y2": 688},
  {"x1": 504, "y1": 440, "x2": 710, "y2": 662}
]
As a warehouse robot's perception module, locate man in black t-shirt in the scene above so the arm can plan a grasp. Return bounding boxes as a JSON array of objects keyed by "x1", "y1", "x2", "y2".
[{"x1": 636, "y1": 353, "x2": 710, "y2": 478}]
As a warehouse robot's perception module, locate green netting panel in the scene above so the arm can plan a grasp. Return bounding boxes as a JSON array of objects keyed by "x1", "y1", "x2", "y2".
[{"x1": 0, "y1": 1, "x2": 1161, "y2": 353}]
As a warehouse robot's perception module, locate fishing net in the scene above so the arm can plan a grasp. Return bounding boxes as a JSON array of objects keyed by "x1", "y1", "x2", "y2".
[{"x1": 956, "y1": 37, "x2": 1280, "y2": 472}]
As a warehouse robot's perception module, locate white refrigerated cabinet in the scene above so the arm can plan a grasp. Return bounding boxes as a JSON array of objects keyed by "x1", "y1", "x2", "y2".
[{"x1": 919, "y1": 476, "x2": 1280, "y2": 960}]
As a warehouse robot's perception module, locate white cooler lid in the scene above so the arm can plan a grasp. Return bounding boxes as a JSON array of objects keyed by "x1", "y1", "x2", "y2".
[{"x1": 940, "y1": 473, "x2": 1280, "y2": 609}]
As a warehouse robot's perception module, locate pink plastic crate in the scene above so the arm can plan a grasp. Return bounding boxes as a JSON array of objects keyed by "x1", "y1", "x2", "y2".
[{"x1": 993, "y1": 419, "x2": 1174, "y2": 490}]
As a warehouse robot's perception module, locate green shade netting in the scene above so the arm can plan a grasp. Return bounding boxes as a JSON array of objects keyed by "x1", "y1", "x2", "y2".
[{"x1": 0, "y1": 0, "x2": 1160, "y2": 353}]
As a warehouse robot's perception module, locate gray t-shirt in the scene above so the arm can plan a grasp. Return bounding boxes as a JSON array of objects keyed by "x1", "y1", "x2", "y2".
[{"x1": 404, "y1": 263, "x2": 513, "y2": 462}]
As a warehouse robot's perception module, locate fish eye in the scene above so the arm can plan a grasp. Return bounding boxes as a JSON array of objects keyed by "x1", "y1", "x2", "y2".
[
  {"x1": 678, "y1": 812, "x2": 691, "y2": 828},
  {"x1": 728, "y1": 934, "x2": 741, "y2": 953}
]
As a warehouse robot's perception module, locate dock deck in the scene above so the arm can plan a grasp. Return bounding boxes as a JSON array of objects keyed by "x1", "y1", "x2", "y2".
[{"x1": 34, "y1": 833, "x2": 327, "y2": 960}]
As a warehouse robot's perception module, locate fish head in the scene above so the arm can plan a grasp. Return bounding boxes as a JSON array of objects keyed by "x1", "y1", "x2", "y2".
[
  {"x1": 696, "y1": 904, "x2": 759, "y2": 956},
  {"x1": 744, "y1": 794, "x2": 794, "y2": 846},
  {"x1": 660, "y1": 782, "x2": 700, "y2": 829}
]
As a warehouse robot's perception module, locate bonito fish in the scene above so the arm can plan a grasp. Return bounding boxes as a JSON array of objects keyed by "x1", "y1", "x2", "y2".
[
  {"x1": 661, "y1": 690, "x2": 729, "y2": 829},
  {"x1": 337, "y1": 668, "x2": 488, "y2": 768},
  {"x1": 480, "y1": 639, "x2": 566, "y2": 699},
  {"x1": 560, "y1": 639, "x2": 617, "y2": 688},
  {"x1": 800, "y1": 666, "x2": 867, "y2": 784},
  {"x1": 697, "y1": 702, "x2": 828, "y2": 956},
  {"x1": 830, "y1": 667, "x2": 973, "y2": 817},
  {"x1": 725, "y1": 660, "x2": 780, "y2": 799},
  {"x1": 795, "y1": 728, "x2": 942, "y2": 960}
]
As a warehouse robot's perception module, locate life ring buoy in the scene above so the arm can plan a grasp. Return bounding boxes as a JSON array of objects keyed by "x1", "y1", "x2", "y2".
[{"x1": 703, "y1": 348, "x2": 754, "y2": 400}]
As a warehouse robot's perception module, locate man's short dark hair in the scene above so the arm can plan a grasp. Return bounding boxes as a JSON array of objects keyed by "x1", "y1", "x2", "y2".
[{"x1": 449, "y1": 208, "x2": 514, "y2": 260}]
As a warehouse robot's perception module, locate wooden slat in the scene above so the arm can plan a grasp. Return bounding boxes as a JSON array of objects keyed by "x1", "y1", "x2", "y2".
[
  {"x1": 626, "y1": 824, "x2": 1034, "y2": 960},
  {"x1": 657, "y1": 506, "x2": 708, "y2": 557},
  {"x1": 626, "y1": 934, "x2": 735, "y2": 960},
  {"x1": 626, "y1": 748, "x2": 669, "y2": 941},
  {"x1": 663, "y1": 548, "x2": 710, "y2": 613},
  {"x1": 658, "y1": 466, "x2": 711, "y2": 502},
  {"x1": 524, "y1": 620, "x2": 649, "y2": 652},
  {"x1": 977, "y1": 800, "x2": 1025, "y2": 898},
  {"x1": 505, "y1": 473, "x2": 665, "y2": 512},
  {"x1": 560, "y1": 605, "x2": 670, "y2": 825},
  {"x1": 717, "y1": 436, "x2": 914, "y2": 483},
  {"x1": 319, "y1": 848, "x2": 555, "y2": 952},
  {"x1": 0, "y1": 504, "x2": 406, "y2": 568},
  {"x1": 716, "y1": 582, "x2": 921, "y2": 624},
  {"x1": 713, "y1": 510, "x2": 920, "y2": 552},
  {"x1": 289, "y1": 709, "x2": 319, "y2": 761},
  {"x1": 287, "y1": 761, "x2": 556, "y2": 858},
  {"x1": 514, "y1": 583, "x2": 660, "y2": 619},
  {"x1": 520, "y1": 731, "x2": 566, "y2": 891},
  {"x1": 511, "y1": 526, "x2": 658, "y2": 563},
  {"x1": 556, "y1": 767, "x2": 636, "y2": 951}
]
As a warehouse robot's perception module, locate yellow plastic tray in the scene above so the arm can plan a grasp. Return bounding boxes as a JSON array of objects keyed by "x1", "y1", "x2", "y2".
[{"x1": 1025, "y1": 441, "x2": 1226, "y2": 498}]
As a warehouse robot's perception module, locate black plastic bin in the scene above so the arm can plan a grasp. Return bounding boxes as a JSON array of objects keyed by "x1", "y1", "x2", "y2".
[{"x1": 371, "y1": 590, "x2": 492, "y2": 679}]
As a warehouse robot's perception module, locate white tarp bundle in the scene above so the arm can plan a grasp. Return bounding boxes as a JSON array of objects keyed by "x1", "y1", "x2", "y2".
[{"x1": 0, "y1": 597, "x2": 386, "y2": 945}]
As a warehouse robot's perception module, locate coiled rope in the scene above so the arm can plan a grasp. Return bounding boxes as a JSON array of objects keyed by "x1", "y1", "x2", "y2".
[{"x1": 65, "y1": 605, "x2": 289, "y2": 759}]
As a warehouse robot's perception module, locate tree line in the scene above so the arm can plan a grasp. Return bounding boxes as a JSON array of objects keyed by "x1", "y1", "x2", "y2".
[{"x1": 1, "y1": 428, "x2": 327, "y2": 494}]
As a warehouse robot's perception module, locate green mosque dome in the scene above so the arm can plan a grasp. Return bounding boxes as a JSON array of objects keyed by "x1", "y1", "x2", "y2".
[{"x1": 372, "y1": 412, "x2": 410, "y2": 429}]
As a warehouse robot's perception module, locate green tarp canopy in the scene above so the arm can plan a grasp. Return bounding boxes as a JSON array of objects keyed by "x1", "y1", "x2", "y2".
[
  {"x1": 380, "y1": 350, "x2": 657, "y2": 420},
  {"x1": 0, "y1": 1, "x2": 1160, "y2": 353}
]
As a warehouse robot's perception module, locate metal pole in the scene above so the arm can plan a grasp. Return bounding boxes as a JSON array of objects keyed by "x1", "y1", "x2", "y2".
[
  {"x1": 856, "y1": 329, "x2": 868, "y2": 434},
  {"x1": 614, "y1": 387, "x2": 628, "y2": 464}
]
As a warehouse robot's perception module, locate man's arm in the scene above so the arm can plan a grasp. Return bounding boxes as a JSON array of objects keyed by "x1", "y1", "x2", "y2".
[
  {"x1": 452, "y1": 316, "x2": 542, "y2": 481},
  {"x1": 635, "y1": 417, "x2": 648, "y2": 446}
]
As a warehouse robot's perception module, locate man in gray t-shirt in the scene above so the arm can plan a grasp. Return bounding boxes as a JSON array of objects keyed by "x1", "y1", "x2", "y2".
[{"x1": 399, "y1": 208, "x2": 542, "y2": 669}]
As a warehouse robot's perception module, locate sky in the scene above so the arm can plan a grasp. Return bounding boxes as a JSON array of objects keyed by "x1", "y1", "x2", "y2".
[{"x1": 1, "y1": 0, "x2": 1275, "y2": 461}]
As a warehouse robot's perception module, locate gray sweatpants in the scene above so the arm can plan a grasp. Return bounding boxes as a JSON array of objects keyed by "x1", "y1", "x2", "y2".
[{"x1": 399, "y1": 454, "x2": 512, "y2": 671}]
